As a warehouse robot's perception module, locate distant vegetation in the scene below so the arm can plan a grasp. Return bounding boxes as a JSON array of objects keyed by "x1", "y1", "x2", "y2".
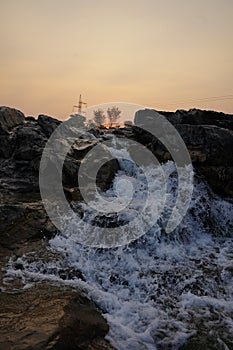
[
  {"x1": 70, "y1": 106, "x2": 124, "y2": 129},
  {"x1": 106, "y1": 106, "x2": 121, "y2": 127},
  {"x1": 93, "y1": 109, "x2": 106, "y2": 126}
]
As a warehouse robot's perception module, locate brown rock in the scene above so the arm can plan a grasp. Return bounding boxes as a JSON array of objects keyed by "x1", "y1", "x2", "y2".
[
  {"x1": 0, "y1": 284, "x2": 114, "y2": 350},
  {"x1": 0, "y1": 200, "x2": 56, "y2": 251}
]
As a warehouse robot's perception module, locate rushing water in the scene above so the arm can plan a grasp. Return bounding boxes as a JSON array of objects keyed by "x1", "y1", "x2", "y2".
[{"x1": 4, "y1": 140, "x2": 233, "y2": 349}]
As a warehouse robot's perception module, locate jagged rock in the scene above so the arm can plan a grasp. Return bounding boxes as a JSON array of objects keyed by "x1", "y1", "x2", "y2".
[
  {"x1": 174, "y1": 124, "x2": 233, "y2": 166},
  {"x1": 0, "y1": 134, "x2": 14, "y2": 158},
  {"x1": 38, "y1": 114, "x2": 61, "y2": 137},
  {"x1": 97, "y1": 158, "x2": 120, "y2": 192},
  {"x1": 133, "y1": 109, "x2": 233, "y2": 196},
  {"x1": 78, "y1": 144, "x2": 120, "y2": 199},
  {"x1": 13, "y1": 123, "x2": 47, "y2": 160},
  {"x1": 0, "y1": 200, "x2": 55, "y2": 250},
  {"x1": 0, "y1": 114, "x2": 116, "y2": 195},
  {"x1": 0, "y1": 162, "x2": 39, "y2": 193},
  {"x1": 0, "y1": 106, "x2": 25, "y2": 134},
  {"x1": 198, "y1": 166, "x2": 233, "y2": 196},
  {"x1": 159, "y1": 108, "x2": 233, "y2": 131},
  {"x1": 62, "y1": 156, "x2": 80, "y2": 187},
  {"x1": 0, "y1": 284, "x2": 114, "y2": 350}
]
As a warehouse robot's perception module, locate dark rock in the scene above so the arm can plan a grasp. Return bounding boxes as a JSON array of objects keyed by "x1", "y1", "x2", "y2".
[
  {"x1": 0, "y1": 154, "x2": 40, "y2": 193},
  {"x1": 38, "y1": 114, "x2": 61, "y2": 137},
  {"x1": 197, "y1": 165, "x2": 233, "y2": 196},
  {"x1": 62, "y1": 156, "x2": 80, "y2": 187},
  {"x1": 97, "y1": 158, "x2": 121, "y2": 192},
  {"x1": 0, "y1": 134, "x2": 14, "y2": 158},
  {"x1": 78, "y1": 145, "x2": 120, "y2": 200},
  {"x1": 159, "y1": 108, "x2": 233, "y2": 131},
  {"x1": 0, "y1": 108, "x2": 104, "y2": 193},
  {"x1": 0, "y1": 106, "x2": 25, "y2": 134},
  {"x1": 133, "y1": 108, "x2": 233, "y2": 196},
  {"x1": 0, "y1": 201, "x2": 55, "y2": 250},
  {"x1": 0, "y1": 119, "x2": 47, "y2": 192},
  {"x1": 0, "y1": 284, "x2": 115, "y2": 350},
  {"x1": 25, "y1": 116, "x2": 36, "y2": 122},
  {"x1": 13, "y1": 123, "x2": 47, "y2": 160},
  {"x1": 175, "y1": 124, "x2": 233, "y2": 166}
]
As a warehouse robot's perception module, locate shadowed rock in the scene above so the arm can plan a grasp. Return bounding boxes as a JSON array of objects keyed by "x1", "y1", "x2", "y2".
[
  {"x1": 133, "y1": 108, "x2": 233, "y2": 196},
  {"x1": 0, "y1": 106, "x2": 25, "y2": 134}
]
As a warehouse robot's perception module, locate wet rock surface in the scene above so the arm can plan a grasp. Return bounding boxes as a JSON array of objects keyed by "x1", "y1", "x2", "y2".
[
  {"x1": 0, "y1": 284, "x2": 114, "y2": 350},
  {"x1": 0, "y1": 199, "x2": 55, "y2": 251}
]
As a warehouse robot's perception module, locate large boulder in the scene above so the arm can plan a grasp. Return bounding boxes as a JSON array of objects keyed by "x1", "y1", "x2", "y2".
[
  {"x1": 77, "y1": 144, "x2": 120, "y2": 201},
  {"x1": 0, "y1": 106, "x2": 25, "y2": 134},
  {"x1": 175, "y1": 124, "x2": 233, "y2": 167},
  {"x1": 0, "y1": 284, "x2": 114, "y2": 350},
  {"x1": 133, "y1": 109, "x2": 233, "y2": 196},
  {"x1": 0, "y1": 121, "x2": 48, "y2": 193},
  {"x1": 13, "y1": 123, "x2": 47, "y2": 161},
  {"x1": 38, "y1": 114, "x2": 61, "y2": 137},
  {"x1": 0, "y1": 199, "x2": 56, "y2": 251}
]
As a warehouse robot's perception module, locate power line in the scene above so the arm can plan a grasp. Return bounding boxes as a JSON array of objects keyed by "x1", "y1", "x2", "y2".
[{"x1": 148, "y1": 94, "x2": 233, "y2": 108}]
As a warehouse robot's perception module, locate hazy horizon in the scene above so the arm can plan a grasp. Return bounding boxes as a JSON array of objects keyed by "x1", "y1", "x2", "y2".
[{"x1": 1, "y1": 0, "x2": 233, "y2": 120}]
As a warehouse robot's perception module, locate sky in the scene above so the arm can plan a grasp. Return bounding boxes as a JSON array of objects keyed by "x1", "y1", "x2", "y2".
[{"x1": 0, "y1": 0, "x2": 233, "y2": 120}]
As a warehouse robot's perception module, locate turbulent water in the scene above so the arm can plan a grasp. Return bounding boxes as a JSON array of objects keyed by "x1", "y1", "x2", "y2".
[{"x1": 4, "y1": 140, "x2": 233, "y2": 350}]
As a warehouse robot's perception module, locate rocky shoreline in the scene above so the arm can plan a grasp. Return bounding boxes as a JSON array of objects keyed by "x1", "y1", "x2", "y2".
[{"x1": 0, "y1": 106, "x2": 233, "y2": 350}]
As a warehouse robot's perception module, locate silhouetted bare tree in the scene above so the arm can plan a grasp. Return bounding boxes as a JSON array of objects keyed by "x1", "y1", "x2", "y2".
[
  {"x1": 107, "y1": 106, "x2": 121, "y2": 126},
  {"x1": 93, "y1": 109, "x2": 106, "y2": 127}
]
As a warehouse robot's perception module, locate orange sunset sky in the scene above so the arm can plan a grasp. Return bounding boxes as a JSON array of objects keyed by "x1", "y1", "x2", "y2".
[{"x1": 1, "y1": 0, "x2": 233, "y2": 120}]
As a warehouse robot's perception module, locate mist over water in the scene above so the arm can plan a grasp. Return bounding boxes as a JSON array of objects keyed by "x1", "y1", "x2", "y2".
[{"x1": 4, "y1": 143, "x2": 233, "y2": 350}]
